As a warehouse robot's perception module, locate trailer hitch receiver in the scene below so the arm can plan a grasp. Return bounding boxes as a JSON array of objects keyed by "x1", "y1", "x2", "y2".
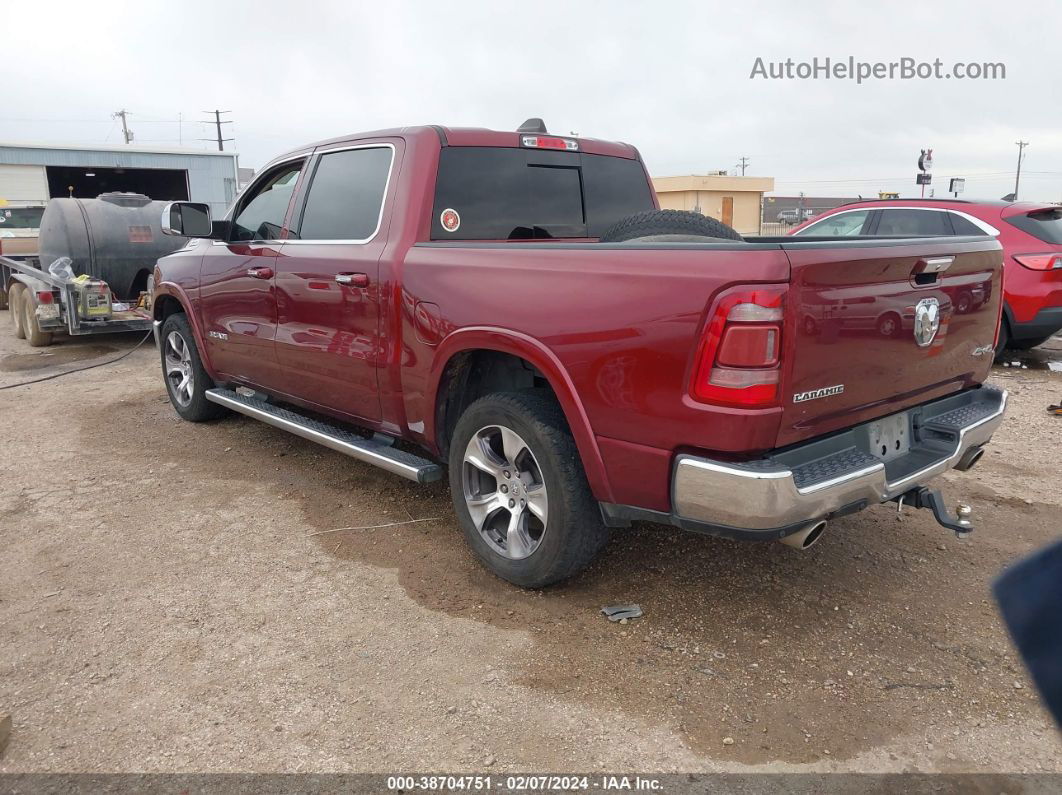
[{"x1": 894, "y1": 487, "x2": 973, "y2": 538}]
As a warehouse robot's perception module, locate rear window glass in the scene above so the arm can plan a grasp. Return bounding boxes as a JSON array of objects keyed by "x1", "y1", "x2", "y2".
[
  {"x1": 431, "y1": 147, "x2": 653, "y2": 240},
  {"x1": 1006, "y1": 208, "x2": 1062, "y2": 244},
  {"x1": 0, "y1": 207, "x2": 44, "y2": 229}
]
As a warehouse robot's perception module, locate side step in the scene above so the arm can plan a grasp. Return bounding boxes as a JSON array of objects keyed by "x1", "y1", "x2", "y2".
[{"x1": 205, "y1": 388, "x2": 443, "y2": 483}]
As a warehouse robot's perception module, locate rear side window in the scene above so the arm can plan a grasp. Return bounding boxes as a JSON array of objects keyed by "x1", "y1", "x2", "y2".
[
  {"x1": 873, "y1": 209, "x2": 951, "y2": 236},
  {"x1": 1006, "y1": 208, "x2": 1062, "y2": 244},
  {"x1": 431, "y1": 147, "x2": 654, "y2": 240},
  {"x1": 296, "y1": 146, "x2": 393, "y2": 241},
  {"x1": 948, "y1": 213, "x2": 986, "y2": 235},
  {"x1": 795, "y1": 210, "x2": 870, "y2": 236}
]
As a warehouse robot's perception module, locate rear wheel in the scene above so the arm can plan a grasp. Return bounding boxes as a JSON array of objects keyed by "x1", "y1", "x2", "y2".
[
  {"x1": 9, "y1": 283, "x2": 26, "y2": 340},
  {"x1": 876, "y1": 312, "x2": 901, "y2": 338},
  {"x1": 160, "y1": 313, "x2": 228, "y2": 422},
  {"x1": 449, "y1": 391, "x2": 610, "y2": 588},
  {"x1": 20, "y1": 290, "x2": 53, "y2": 347}
]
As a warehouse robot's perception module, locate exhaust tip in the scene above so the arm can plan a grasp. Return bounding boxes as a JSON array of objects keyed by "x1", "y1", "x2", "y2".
[
  {"x1": 955, "y1": 446, "x2": 986, "y2": 472},
  {"x1": 780, "y1": 520, "x2": 828, "y2": 550}
]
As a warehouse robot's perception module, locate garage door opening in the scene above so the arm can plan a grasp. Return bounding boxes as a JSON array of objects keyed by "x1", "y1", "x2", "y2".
[{"x1": 46, "y1": 166, "x2": 189, "y2": 201}]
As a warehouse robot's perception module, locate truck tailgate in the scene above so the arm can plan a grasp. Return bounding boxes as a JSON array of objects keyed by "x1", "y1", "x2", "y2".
[{"x1": 777, "y1": 237, "x2": 1002, "y2": 447}]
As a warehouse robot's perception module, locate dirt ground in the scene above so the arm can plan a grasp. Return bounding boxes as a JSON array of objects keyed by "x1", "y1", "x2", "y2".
[{"x1": 1, "y1": 319, "x2": 1060, "y2": 774}]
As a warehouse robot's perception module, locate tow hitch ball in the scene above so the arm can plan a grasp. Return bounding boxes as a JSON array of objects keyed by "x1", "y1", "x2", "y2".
[{"x1": 894, "y1": 487, "x2": 973, "y2": 538}]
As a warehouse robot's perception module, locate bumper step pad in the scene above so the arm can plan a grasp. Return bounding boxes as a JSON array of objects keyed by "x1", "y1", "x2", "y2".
[{"x1": 204, "y1": 388, "x2": 442, "y2": 483}]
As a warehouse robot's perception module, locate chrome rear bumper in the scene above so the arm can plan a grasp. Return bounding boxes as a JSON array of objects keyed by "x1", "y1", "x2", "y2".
[{"x1": 671, "y1": 386, "x2": 1007, "y2": 532}]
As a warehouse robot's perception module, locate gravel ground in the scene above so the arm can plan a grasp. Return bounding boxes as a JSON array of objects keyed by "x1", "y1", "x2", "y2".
[{"x1": 0, "y1": 320, "x2": 1060, "y2": 774}]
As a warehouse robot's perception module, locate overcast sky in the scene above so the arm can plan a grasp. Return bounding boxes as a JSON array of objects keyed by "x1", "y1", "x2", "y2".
[{"x1": 5, "y1": 0, "x2": 1061, "y2": 202}]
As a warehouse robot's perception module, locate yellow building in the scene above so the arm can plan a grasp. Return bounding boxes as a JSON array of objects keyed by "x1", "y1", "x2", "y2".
[{"x1": 652, "y1": 174, "x2": 775, "y2": 235}]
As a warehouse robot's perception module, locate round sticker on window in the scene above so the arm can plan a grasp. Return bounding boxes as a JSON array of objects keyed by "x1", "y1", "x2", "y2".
[{"x1": 440, "y1": 208, "x2": 460, "y2": 233}]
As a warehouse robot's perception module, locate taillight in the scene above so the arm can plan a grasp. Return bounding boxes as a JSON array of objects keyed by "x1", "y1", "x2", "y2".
[
  {"x1": 36, "y1": 291, "x2": 54, "y2": 304},
  {"x1": 690, "y1": 286, "x2": 786, "y2": 407},
  {"x1": 1013, "y1": 253, "x2": 1062, "y2": 270},
  {"x1": 520, "y1": 135, "x2": 579, "y2": 151}
]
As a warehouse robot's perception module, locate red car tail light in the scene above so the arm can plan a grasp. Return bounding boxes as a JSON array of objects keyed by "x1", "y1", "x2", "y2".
[
  {"x1": 691, "y1": 286, "x2": 786, "y2": 407},
  {"x1": 36, "y1": 291, "x2": 54, "y2": 304},
  {"x1": 1013, "y1": 253, "x2": 1062, "y2": 271}
]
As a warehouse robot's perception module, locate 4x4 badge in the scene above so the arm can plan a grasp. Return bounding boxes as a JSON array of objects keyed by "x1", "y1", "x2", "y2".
[{"x1": 913, "y1": 297, "x2": 940, "y2": 347}]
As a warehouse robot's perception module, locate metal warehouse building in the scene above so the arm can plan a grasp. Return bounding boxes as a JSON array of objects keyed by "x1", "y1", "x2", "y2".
[{"x1": 0, "y1": 142, "x2": 239, "y2": 215}]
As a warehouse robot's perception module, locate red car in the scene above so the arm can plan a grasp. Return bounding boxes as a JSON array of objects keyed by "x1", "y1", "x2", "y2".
[
  {"x1": 789, "y1": 198, "x2": 1062, "y2": 355},
  {"x1": 150, "y1": 124, "x2": 1006, "y2": 587}
]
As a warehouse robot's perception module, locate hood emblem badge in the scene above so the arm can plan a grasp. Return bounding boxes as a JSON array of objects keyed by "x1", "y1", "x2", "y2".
[{"x1": 913, "y1": 297, "x2": 940, "y2": 348}]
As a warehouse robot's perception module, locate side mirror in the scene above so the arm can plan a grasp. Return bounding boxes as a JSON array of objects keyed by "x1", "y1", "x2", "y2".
[{"x1": 161, "y1": 202, "x2": 213, "y2": 237}]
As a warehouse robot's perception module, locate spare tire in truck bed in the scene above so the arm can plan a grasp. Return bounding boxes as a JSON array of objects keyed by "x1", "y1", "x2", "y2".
[{"x1": 599, "y1": 209, "x2": 743, "y2": 243}]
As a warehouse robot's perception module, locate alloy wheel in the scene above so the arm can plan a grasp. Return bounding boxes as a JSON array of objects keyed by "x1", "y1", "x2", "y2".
[
  {"x1": 165, "y1": 331, "x2": 194, "y2": 407},
  {"x1": 462, "y1": 424, "x2": 548, "y2": 560}
]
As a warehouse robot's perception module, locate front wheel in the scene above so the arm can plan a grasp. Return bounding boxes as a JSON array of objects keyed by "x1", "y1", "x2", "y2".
[
  {"x1": 449, "y1": 391, "x2": 610, "y2": 588},
  {"x1": 160, "y1": 313, "x2": 228, "y2": 422}
]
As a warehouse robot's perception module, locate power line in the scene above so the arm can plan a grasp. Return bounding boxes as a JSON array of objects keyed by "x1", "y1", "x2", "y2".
[{"x1": 201, "y1": 110, "x2": 234, "y2": 152}]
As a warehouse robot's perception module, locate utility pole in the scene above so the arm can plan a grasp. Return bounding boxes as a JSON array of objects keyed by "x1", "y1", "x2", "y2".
[
  {"x1": 201, "y1": 110, "x2": 234, "y2": 151},
  {"x1": 1014, "y1": 140, "x2": 1029, "y2": 200},
  {"x1": 112, "y1": 109, "x2": 133, "y2": 144},
  {"x1": 735, "y1": 156, "x2": 750, "y2": 176}
]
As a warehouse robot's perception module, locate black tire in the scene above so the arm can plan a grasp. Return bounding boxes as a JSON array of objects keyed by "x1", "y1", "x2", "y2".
[
  {"x1": 599, "y1": 209, "x2": 743, "y2": 243},
  {"x1": 20, "y1": 290, "x2": 53, "y2": 347},
  {"x1": 1009, "y1": 336, "x2": 1052, "y2": 351},
  {"x1": 9, "y1": 283, "x2": 26, "y2": 340},
  {"x1": 160, "y1": 313, "x2": 228, "y2": 422},
  {"x1": 448, "y1": 391, "x2": 610, "y2": 588}
]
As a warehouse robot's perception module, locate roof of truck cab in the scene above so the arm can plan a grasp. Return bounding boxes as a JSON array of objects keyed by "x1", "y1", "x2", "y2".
[{"x1": 270, "y1": 125, "x2": 641, "y2": 163}]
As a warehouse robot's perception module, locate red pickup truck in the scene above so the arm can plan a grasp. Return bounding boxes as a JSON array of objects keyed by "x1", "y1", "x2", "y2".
[{"x1": 152, "y1": 121, "x2": 1007, "y2": 587}]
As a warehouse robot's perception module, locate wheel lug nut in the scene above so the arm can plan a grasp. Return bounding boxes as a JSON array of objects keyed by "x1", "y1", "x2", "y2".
[
  {"x1": 500, "y1": 485, "x2": 508, "y2": 493},
  {"x1": 503, "y1": 470, "x2": 511, "y2": 478},
  {"x1": 520, "y1": 499, "x2": 526, "y2": 507},
  {"x1": 508, "y1": 499, "x2": 515, "y2": 508}
]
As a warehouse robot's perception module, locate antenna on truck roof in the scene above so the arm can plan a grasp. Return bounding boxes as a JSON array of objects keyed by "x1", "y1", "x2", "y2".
[{"x1": 517, "y1": 118, "x2": 548, "y2": 133}]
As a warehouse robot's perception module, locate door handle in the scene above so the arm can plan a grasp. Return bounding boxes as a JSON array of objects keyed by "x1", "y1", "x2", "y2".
[
  {"x1": 336, "y1": 272, "x2": 370, "y2": 288},
  {"x1": 246, "y1": 267, "x2": 274, "y2": 280}
]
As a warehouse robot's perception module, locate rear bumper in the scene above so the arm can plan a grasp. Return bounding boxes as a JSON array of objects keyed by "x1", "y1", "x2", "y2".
[
  {"x1": 604, "y1": 386, "x2": 1006, "y2": 540},
  {"x1": 1010, "y1": 306, "x2": 1062, "y2": 342}
]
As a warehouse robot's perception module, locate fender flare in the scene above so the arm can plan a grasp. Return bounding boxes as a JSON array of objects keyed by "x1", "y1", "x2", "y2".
[
  {"x1": 152, "y1": 282, "x2": 220, "y2": 381},
  {"x1": 426, "y1": 326, "x2": 614, "y2": 503}
]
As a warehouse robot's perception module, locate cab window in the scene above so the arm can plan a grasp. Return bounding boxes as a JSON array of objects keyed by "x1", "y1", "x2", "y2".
[{"x1": 230, "y1": 162, "x2": 303, "y2": 242}]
